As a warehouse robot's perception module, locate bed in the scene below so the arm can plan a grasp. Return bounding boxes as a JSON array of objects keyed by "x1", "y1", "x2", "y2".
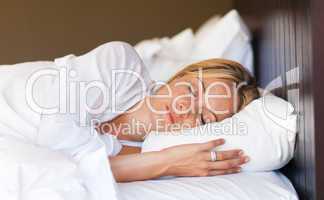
[{"x1": 119, "y1": 0, "x2": 324, "y2": 199}]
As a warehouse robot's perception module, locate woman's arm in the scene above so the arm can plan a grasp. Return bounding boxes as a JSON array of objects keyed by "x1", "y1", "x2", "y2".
[
  {"x1": 110, "y1": 149, "x2": 169, "y2": 182},
  {"x1": 109, "y1": 139, "x2": 249, "y2": 182}
]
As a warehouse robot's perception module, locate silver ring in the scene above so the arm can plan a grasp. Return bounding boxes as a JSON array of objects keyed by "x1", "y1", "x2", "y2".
[{"x1": 210, "y1": 151, "x2": 217, "y2": 162}]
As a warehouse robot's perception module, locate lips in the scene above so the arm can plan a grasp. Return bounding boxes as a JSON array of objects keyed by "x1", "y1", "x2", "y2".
[{"x1": 169, "y1": 111, "x2": 175, "y2": 124}]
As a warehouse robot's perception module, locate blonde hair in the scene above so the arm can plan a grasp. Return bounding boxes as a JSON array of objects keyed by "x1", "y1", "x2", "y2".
[{"x1": 167, "y1": 58, "x2": 260, "y2": 110}]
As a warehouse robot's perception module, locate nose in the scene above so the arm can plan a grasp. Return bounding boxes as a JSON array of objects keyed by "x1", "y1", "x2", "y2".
[
  {"x1": 173, "y1": 100, "x2": 193, "y2": 121},
  {"x1": 175, "y1": 100, "x2": 191, "y2": 114}
]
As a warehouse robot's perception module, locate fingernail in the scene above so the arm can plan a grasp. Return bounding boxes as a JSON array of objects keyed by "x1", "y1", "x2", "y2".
[
  {"x1": 244, "y1": 156, "x2": 250, "y2": 163},
  {"x1": 238, "y1": 150, "x2": 244, "y2": 156},
  {"x1": 236, "y1": 168, "x2": 241, "y2": 172}
]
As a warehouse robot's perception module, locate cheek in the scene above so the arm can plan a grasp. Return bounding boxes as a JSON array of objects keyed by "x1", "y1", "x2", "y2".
[{"x1": 171, "y1": 85, "x2": 187, "y2": 96}]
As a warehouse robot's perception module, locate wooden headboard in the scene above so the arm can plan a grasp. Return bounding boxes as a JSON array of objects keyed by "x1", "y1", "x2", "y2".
[{"x1": 234, "y1": 0, "x2": 324, "y2": 199}]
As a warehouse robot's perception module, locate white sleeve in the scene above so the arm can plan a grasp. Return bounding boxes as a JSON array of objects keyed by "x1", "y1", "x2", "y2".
[
  {"x1": 119, "y1": 140, "x2": 143, "y2": 147},
  {"x1": 54, "y1": 41, "x2": 153, "y2": 124},
  {"x1": 37, "y1": 41, "x2": 152, "y2": 158}
]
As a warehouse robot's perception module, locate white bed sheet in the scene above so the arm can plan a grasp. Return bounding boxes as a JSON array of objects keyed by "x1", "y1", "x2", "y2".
[{"x1": 119, "y1": 172, "x2": 298, "y2": 200}]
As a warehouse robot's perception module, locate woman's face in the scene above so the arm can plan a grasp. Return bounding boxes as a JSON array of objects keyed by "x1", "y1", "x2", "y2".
[{"x1": 148, "y1": 74, "x2": 240, "y2": 131}]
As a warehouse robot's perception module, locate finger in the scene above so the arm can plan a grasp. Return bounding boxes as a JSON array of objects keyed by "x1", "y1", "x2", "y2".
[
  {"x1": 207, "y1": 156, "x2": 250, "y2": 170},
  {"x1": 203, "y1": 150, "x2": 244, "y2": 161},
  {"x1": 208, "y1": 167, "x2": 242, "y2": 176},
  {"x1": 198, "y1": 139, "x2": 225, "y2": 151}
]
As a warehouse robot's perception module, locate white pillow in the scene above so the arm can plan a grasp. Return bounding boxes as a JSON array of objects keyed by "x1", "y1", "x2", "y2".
[
  {"x1": 195, "y1": 14, "x2": 222, "y2": 41},
  {"x1": 142, "y1": 94, "x2": 297, "y2": 172},
  {"x1": 192, "y1": 9, "x2": 254, "y2": 75},
  {"x1": 135, "y1": 9, "x2": 254, "y2": 84},
  {"x1": 135, "y1": 28, "x2": 195, "y2": 82}
]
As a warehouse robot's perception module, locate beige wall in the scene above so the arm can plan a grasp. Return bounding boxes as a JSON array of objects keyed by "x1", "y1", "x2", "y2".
[{"x1": 1, "y1": 0, "x2": 232, "y2": 64}]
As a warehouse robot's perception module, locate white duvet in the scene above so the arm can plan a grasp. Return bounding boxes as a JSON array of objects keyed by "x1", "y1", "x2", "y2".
[
  {"x1": 0, "y1": 61, "x2": 120, "y2": 200},
  {"x1": 0, "y1": 136, "x2": 87, "y2": 200}
]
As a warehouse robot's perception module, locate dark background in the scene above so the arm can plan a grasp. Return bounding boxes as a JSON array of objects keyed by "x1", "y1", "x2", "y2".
[{"x1": 0, "y1": 0, "x2": 232, "y2": 64}]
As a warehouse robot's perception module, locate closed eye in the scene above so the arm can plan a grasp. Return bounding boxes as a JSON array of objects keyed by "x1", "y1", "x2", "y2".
[{"x1": 200, "y1": 112, "x2": 218, "y2": 125}]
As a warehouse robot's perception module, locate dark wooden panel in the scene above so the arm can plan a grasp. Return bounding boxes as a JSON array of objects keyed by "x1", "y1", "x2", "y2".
[
  {"x1": 234, "y1": 0, "x2": 323, "y2": 199},
  {"x1": 310, "y1": 0, "x2": 324, "y2": 199},
  {"x1": 294, "y1": 0, "x2": 314, "y2": 198}
]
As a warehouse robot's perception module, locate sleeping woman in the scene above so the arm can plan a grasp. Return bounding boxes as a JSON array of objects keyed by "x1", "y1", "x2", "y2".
[{"x1": 34, "y1": 41, "x2": 259, "y2": 182}]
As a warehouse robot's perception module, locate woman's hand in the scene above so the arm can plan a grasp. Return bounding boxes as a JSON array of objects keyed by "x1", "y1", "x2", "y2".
[
  {"x1": 110, "y1": 138, "x2": 249, "y2": 182},
  {"x1": 161, "y1": 139, "x2": 249, "y2": 177}
]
